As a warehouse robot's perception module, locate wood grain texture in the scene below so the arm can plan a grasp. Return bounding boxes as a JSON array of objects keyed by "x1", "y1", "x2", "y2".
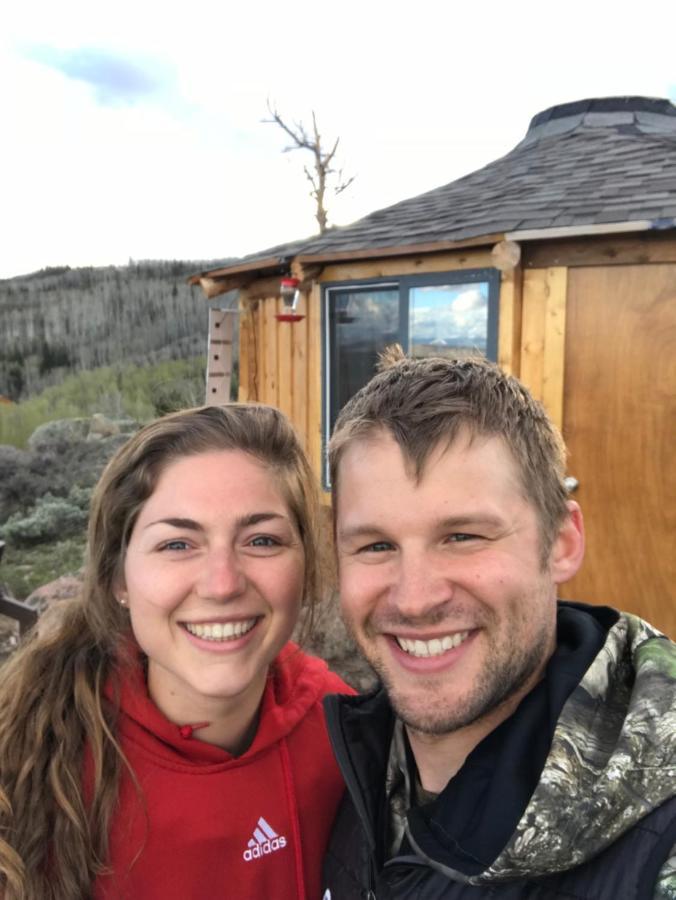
[
  {"x1": 318, "y1": 249, "x2": 494, "y2": 284},
  {"x1": 520, "y1": 269, "x2": 548, "y2": 402},
  {"x1": 498, "y1": 267, "x2": 523, "y2": 376},
  {"x1": 276, "y1": 297, "x2": 293, "y2": 422},
  {"x1": 520, "y1": 267, "x2": 567, "y2": 428},
  {"x1": 559, "y1": 263, "x2": 676, "y2": 637},
  {"x1": 307, "y1": 282, "x2": 323, "y2": 486},
  {"x1": 523, "y1": 233, "x2": 676, "y2": 270},
  {"x1": 541, "y1": 268, "x2": 567, "y2": 430},
  {"x1": 262, "y1": 297, "x2": 278, "y2": 406},
  {"x1": 291, "y1": 292, "x2": 309, "y2": 454}
]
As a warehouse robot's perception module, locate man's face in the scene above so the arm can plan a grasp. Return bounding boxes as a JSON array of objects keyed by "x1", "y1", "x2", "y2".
[{"x1": 335, "y1": 428, "x2": 583, "y2": 735}]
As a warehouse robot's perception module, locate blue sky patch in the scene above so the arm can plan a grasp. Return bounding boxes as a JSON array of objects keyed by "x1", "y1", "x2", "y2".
[{"x1": 25, "y1": 45, "x2": 169, "y2": 106}]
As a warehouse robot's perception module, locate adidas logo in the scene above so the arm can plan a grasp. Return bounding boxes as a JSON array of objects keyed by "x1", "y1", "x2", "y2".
[{"x1": 242, "y1": 816, "x2": 287, "y2": 862}]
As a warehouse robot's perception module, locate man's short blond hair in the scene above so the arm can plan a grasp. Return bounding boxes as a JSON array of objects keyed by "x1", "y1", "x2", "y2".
[{"x1": 329, "y1": 348, "x2": 569, "y2": 559}]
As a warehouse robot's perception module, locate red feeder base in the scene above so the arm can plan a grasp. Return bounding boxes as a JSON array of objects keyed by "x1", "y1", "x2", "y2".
[{"x1": 275, "y1": 313, "x2": 305, "y2": 322}]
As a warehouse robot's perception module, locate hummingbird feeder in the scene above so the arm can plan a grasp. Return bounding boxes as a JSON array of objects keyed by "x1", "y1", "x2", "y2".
[{"x1": 276, "y1": 277, "x2": 305, "y2": 322}]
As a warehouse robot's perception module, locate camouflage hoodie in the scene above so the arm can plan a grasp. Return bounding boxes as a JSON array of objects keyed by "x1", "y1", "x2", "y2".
[
  {"x1": 470, "y1": 611, "x2": 676, "y2": 894},
  {"x1": 323, "y1": 608, "x2": 676, "y2": 899}
]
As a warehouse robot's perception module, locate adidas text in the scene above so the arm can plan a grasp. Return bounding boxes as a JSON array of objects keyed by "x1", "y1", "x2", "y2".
[
  {"x1": 243, "y1": 816, "x2": 287, "y2": 862},
  {"x1": 243, "y1": 836, "x2": 287, "y2": 861}
]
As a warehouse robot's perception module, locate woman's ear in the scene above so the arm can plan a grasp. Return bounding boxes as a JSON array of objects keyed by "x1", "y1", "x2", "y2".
[
  {"x1": 113, "y1": 577, "x2": 128, "y2": 607},
  {"x1": 549, "y1": 501, "x2": 585, "y2": 585}
]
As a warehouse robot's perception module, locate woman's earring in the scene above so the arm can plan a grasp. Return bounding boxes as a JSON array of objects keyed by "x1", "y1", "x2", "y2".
[{"x1": 118, "y1": 596, "x2": 128, "y2": 607}]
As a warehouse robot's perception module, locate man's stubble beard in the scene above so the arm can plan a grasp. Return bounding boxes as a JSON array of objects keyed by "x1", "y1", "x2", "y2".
[{"x1": 345, "y1": 598, "x2": 554, "y2": 737}]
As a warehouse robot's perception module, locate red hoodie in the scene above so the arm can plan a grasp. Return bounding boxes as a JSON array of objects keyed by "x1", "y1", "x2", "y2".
[{"x1": 93, "y1": 643, "x2": 352, "y2": 900}]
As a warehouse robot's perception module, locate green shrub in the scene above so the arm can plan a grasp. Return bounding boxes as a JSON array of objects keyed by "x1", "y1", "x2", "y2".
[{"x1": 3, "y1": 493, "x2": 88, "y2": 546}]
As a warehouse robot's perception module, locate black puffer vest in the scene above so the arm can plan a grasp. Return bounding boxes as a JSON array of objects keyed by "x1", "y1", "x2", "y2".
[{"x1": 323, "y1": 791, "x2": 676, "y2": 899}]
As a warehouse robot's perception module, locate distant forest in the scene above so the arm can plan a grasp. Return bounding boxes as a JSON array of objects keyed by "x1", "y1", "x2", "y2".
[{"x1": 0, "y1": 260, "x2": 235, "y2": 401}]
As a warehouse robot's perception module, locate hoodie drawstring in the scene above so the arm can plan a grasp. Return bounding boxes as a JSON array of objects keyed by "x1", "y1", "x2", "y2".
[{"x1": 280, "y1": 737, "x2": 306, "y2": 899}]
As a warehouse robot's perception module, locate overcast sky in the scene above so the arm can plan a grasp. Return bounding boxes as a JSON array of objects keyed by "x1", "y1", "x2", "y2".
[{"x1": 1, "y1": 0, "x2": 675, "y2": 279}]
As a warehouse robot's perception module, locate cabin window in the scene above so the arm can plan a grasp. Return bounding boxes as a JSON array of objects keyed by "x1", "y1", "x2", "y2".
[{"x1": 322, "y1": 268, "x2": 500, "y2": 487}]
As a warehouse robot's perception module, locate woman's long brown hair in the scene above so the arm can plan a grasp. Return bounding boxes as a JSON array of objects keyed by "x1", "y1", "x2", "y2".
[{"x1": 0, "y1": 404, "x2": 323, "y2": 899}]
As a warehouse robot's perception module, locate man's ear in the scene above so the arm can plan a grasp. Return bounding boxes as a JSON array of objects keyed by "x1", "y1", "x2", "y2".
[{"x1": 549, "y1": 501, "x2": 585, "y2": 585}]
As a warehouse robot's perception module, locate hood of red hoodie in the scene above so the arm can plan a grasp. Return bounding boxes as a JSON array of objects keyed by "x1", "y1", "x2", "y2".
[{"x1": 107, "y1": 641, "x2": 344, "y2": 768}]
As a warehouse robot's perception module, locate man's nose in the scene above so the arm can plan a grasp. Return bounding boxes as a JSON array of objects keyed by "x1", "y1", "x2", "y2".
[
  {"x1": 389, "y1": 550, "x2": 454, "y2": 620},
  {"x1": 197, "y1": 549, "x2": 247, "y2": 601}
]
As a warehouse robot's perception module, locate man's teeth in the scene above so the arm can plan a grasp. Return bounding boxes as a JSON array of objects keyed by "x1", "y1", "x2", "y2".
[
  {"x1": 396, "y1": 632, "x2": 469, "y2": 658},
  {"x1": 185, "y1": 619, "x2": 257, "y2": 642}
]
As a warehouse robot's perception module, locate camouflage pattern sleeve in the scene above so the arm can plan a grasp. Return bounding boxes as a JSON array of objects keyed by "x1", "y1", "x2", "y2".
[{"x1": 654, "y1": 844, "x2": 676, "y2": 900}]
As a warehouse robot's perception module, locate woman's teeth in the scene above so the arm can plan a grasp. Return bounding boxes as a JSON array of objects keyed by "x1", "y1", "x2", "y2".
[
  {"x1": 185, "y1": 619, "x2": 257, "y2": 641},
  {"x1": 396, "y1": 631, "x2": 469, "y2": 658}
]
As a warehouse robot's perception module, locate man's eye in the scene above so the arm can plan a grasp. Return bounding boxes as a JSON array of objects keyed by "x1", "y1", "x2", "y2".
[
  {"x1": 447, "y1": 533, "x2": 478, "y2": 543},
  {"x1": 360, "y1": 541, "x2": 393, "y2": 553}
]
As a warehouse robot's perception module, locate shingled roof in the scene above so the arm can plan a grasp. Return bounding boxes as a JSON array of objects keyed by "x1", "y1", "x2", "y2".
[{"x1": 195, "y1": 96, "x2": 676, "y2": 281}]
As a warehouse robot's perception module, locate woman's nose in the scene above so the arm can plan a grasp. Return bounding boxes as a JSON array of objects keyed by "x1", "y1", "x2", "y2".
[{"x1": 197, "y1": 550, "x2": 247, "y2": 601}]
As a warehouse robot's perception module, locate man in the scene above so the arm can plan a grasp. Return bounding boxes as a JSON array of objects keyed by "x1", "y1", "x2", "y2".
[{"x1": 322, "y1": 350, "x2": 676, "y2": 899}]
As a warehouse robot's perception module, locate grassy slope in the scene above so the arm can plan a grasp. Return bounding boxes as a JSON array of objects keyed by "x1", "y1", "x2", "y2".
[{"x1": 0, "y1": 356, "x2": 208, "y2": 448}]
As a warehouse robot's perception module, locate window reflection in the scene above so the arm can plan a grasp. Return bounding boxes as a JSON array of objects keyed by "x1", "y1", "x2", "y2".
[{"x1": 410, "y1": 283, "x2": 489, "y2": 359}]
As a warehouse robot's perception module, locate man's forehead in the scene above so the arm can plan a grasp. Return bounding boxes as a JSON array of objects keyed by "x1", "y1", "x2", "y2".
[{"x1": 337, "y1": 425, "x2": 510, "y2": 479}]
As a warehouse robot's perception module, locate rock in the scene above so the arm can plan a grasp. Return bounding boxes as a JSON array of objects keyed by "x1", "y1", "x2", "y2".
[
  {"x1": 26, "y1": 572, "x2": 83, "y2": 615},
  {"x1": 88, "y1": 413, "x2": 120, "y2": 439},
  {"x1": 296, "y1": 591, "x2": 377, "y2": 692}
]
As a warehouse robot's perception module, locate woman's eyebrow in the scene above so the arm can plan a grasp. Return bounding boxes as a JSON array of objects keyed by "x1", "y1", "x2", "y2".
[
  {"x1": 144, "y1": 512, "x2": 287, "y2": 531},
  {"x1": 144, "y1": 517, "x2": 202, "y2": 531},
  {"x1": 234, "y1": 512, "x2": 287, "y2": 528}
]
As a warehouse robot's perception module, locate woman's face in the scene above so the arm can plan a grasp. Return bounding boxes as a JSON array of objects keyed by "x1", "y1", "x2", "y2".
[{"x1": 119, "y1": 449, "x2": 305, "y2": 726}]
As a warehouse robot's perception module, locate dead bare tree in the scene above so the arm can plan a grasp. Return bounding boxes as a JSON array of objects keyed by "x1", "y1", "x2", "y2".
[{"x1": 264, "y1": 102, "x2": 355, "y2": 234}]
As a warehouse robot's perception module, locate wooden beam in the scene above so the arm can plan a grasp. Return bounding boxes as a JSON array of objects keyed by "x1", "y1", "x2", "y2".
[
  {"x1": 291, "y1": 260, "x2": 324, "y2": 285},
  {"x1": 307, "y1": 282, "x2": 323, "y2": 485},
  {"x1": 520, "y1": 268, "x2": 567, "y2": 430},
  {"x1": 498, "y1": 266, "x2": 523, "y2": 377},
  {"x1": 189, "y1": 254, "x2": 293, "y2": 283},
  {"x1": 541, "y1": 268, "x2": 567, "y2": 431},
  {"x1": 240, "y1": 275, "x2": 286, "y2": 301},
  {"x1": 190, "y1": 234, "x2": 503, "y2": 291},
  {"x1": 291, "y1": 292, "x2": 309, "y2": 454},
  {"x1": 195, "y1": 274, "x2": 253, "y2": 297},
  {"x1": 319, "y1": 248, "x2": 495, "y2": 283},
  {"x1": 520, "y1": 270, "x2": 548, "y2": 402},
  {"x1": 523, "y1": 232, "x2": 676, "y2": 269}
]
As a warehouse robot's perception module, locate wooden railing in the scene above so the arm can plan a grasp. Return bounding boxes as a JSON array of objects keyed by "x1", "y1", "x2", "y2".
[{"x1": 0, "y1": 541, "x2": 39, "y2": 635}]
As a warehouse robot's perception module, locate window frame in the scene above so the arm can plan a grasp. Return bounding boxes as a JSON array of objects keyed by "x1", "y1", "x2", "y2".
[{"x1": 321, "y1": 267, "x2": 501, "y2": 489}]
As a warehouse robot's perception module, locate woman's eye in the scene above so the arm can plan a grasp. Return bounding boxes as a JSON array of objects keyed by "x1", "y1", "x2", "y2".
[
  {"x1": 249, "y1": 535, "x2": 280, "y2": 548},
  {"x1": 159, "y1": 539, "x2": 191, "y2": 552}
]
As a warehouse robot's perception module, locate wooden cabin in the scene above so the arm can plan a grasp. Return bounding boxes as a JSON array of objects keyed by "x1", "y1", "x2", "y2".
[{"x1": 191, "y1": 96, "x2": 676, "y2": 636}]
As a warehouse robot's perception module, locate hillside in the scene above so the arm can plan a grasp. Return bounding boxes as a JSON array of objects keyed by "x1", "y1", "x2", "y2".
[{"x1": 0, "y1": 260, "x2": 234, "y2": 400}]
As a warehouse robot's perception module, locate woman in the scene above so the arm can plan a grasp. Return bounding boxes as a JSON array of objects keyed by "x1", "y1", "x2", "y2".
[{"x1": 0, "y1": 404, "x2": 351, "y2": 900}]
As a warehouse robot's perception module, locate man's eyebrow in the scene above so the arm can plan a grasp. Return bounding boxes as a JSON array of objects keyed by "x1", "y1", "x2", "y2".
[
  {"x1": 144, "y1": 512, "x2": 287, "y2": 531},
  {"x1": 436, "y1": 514, "x2": 506, "y2": 530},
  {"x1": 338, "y1": 514, "x2": 506, "y2": 541},
  {"x1": 337, "y1": 524, "x2": 387, "y2": 542}
]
